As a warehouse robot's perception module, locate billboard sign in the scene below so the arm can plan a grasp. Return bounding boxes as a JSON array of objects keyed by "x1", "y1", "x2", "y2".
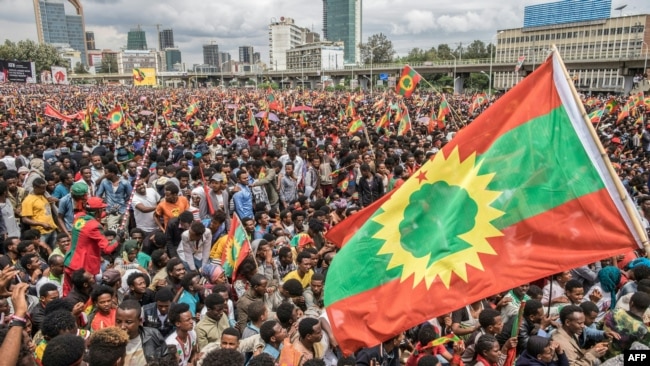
[
  {"x1": 0, "y1": 60, "x2": 36, "y2": 83},
  {"x1": 51, "y1": 66, "x2": 69, "y2": 84},
  {"x1": 133, "y1": 67, "x2": 156, "y2": 86}
]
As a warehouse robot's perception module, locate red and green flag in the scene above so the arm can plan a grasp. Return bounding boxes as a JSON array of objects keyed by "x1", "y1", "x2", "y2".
[
  {"x1": 324, "y1": 50, "x2": 643, "y2": 354},
  {"x1": 205, "y1": 118, "x2": 222, "y2": 142},
  {"x1": 395, "y1": 65, "x2": 421, "y2": 98},
  {"x1": 469, "y1": 93, "x2": 488, "y2": 114},
  {"x1": 347, "y1": 118, "x2": 364, "y2": 136},
  {"x1": 375, "y1": 110, "x2": 390, "y2": 132},
  {"x1": 221, "y1": 214, "x2": 252, "y2": 279},
  {"x1": 108, "y1": 105, "x2": 124, "y2": 130},
  {"x1": 299, "y1": 111, "x2": 308, "y2": 128}
]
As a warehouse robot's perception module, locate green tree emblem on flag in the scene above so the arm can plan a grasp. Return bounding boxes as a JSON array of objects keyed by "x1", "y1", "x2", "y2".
[{"x1": 375, "y1": 148, "x2": 504, "y2": 288}]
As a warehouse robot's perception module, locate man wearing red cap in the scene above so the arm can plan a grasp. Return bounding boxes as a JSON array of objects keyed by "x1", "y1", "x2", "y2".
[{"x1": 62, "y1": 196, "x2": 119, "y2": 296}]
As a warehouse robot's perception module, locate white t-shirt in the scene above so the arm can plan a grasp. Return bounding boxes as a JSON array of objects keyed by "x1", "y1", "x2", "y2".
[
  {"x1": 166, "y1": 330, "x2": 197, "y2": 366},
  {"x1": 0, "y1": 200, "x2": 20, "y2": 237},
  {"x1": 131, "y1": 188, "x2": 160, "y2": 232}
]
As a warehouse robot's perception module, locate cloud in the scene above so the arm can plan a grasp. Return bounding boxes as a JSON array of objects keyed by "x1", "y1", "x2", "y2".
[{"x1": 1, "y1": 0, "x2": 649, "y2": 65}]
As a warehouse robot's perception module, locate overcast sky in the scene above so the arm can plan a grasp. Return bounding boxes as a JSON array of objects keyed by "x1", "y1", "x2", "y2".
[{"x1": 2, "y1": 0, "x2": 649, "y2": 66}]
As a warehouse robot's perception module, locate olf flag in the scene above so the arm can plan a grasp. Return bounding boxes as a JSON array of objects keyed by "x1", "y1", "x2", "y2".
[
  {"x1": 396, "y1": 65, "x2": 421, "y2": 97},
  {"x1": 324, "y1": 49, "x2": 644, "y2": 355},
  {"x1": 221, "y1": 214, "x2": 252, "y2": 279},
  {"x1": 248, "y1": 109, "x2": 260, "y2": 134},
  {"x1": 108, "y1": 105, "x2": 124, "y2": 130}
]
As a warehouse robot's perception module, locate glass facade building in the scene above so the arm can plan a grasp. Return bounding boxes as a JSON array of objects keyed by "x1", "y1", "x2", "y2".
[
  {"x1": 323, "y1": 0, "x2": 361, "y2": 64},
  {"x1": 524, "y1": 0, "x2": 612, "y2": 28},
  {"x1": 35, "y1": 0, "x2": 87, "y2": 64}
]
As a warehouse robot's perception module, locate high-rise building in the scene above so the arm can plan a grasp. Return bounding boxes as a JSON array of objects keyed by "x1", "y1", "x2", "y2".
[
  {"x1": 269, "y1": 17, "x2": 312, "y2": 71},
  {"x1": 253, "y1": 52, "x2": 261, "y2": 64},
  {"x1": 127, "y1": 26, "x2": 148, "y2": 50},
  {"x1": 524, "y1": 0, "x2": 612, "y2": 28},
  {"x1": 219, "y1": 52, "x2": 231, "y2": 69},
  {"x1": 203, "y1": 43, "x2": 219, "y2": 66},
  {"x1": 323, "y1": 0, "x2": 362, "y2": 64},
  {"x1": 33, "y1": 0, "x2": 87, "y2": 64},
  {"x1": 239, "y1": 46, "x2": 254, "y2": 63},
  {"x1": 159, "y1": 29, "x2": 174, "y2": 50},
  {"x1": 85, "y1": 31, "x2": 96, "y2": 50},
  {"x1": 165, "y1": 48, "x2": 182, "y2": 71}
]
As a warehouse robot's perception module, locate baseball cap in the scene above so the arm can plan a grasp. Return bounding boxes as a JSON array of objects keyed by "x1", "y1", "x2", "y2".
[
  {"x1": 101, "y1": 269, "x2": 121, "y2": 286},
  {"x1": 71, "y1": 182, "x2": 88, "y2": 196},
  {"x1": 86, "y1": 197, "x2": 107, "y2": 210},
  {"x1": 210, "y1": 173, "x2": 224, "y2": 182}
]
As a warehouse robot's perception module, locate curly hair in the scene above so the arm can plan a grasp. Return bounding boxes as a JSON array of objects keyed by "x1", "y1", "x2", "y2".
[
  {"x1": 201, "y1": 348, "x2": 244, "y2": 366},
  {"x1": 42, "y1": 334, "x2": 85, "y2": 366},
  {"x1": 41, "y1": 310, "x2": 77, "y2": 340},
  {"x1": 88, "y1": 327, "x2": 130, "y2": 366}
]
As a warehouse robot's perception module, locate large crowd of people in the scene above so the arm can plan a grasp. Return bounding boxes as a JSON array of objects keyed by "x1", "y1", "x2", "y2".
[{"x1": 0, "y1": 81, "x2": 648, "y2": 366}]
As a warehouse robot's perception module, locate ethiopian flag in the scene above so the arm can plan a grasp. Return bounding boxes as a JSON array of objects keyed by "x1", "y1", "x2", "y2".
[
  {"x1": 397, "y1": 105, "x2": 411, "y2": 136},
  {"x1": 205, "y1": 118, "x2": 221, "y2": 142},
  {"x1": 108, "y1": 105, "x2": 124, "y2": 130},
  {"x1": 347, "y1": 119, "x2": 364, "y2": 135},
  {"x1": 185, "y1": 102, "x2": 199, "y2": 121},
  {"x1": 396, "y1": 65, "x2": 421, "y2": 98},
  {"x1": 221, "y1": 214, "x2": 252, "y2": 279},
  {"x1": 324, "y1": 49, "x2": 643, "y2": 354},
  {"x1": 588, "y1": 108, "x2": 604, "y2": 124}
]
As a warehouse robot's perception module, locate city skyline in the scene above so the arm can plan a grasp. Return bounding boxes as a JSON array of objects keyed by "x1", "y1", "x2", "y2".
[{"x1": 3, "y1": 0, "x2": 650, "y2": 68}]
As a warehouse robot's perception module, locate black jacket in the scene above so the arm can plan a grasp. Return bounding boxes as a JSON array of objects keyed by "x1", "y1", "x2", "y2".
[
  {"x1": 139, "y1": 326, "x2": 170, "y2": 362},
  {"x1": 358, "y1": 174, "x2": 384, "y2": 207},
  {"x1": 143, "y1": 302, "x2": 175, "y2": 338}
]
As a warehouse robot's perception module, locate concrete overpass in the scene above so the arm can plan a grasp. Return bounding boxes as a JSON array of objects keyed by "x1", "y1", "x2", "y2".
[{"x1": 69, "y1": 54, "x2": 648, "y2": 93}]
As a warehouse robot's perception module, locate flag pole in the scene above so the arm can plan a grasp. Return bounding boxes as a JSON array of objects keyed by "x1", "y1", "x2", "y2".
[{"x1": 553, "y1": 46, "x2": 650, "y2": 256}]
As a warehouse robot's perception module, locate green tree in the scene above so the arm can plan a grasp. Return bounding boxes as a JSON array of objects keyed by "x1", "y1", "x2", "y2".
[
  {"x1": 74, "y1": 61, "x2": 88, "y2": 74},
  {"x1": 0, "y1": 39, "x2": 68, "y2": 73},
  {"x1": 464, "y1": 40, "x2": 489, "y2": 59},
  {"x1": 404, "y1": 47, "x2": 426, "y2": 62},
  {"x1": 437, "y1": 44, "x2": 454, "y2": 60},
  {"x1": 99, "y1": 54, "x2": 118, "y2": 74},
  {"x1": 360, "y1": 33, "x2": 396, "y2": 64}
]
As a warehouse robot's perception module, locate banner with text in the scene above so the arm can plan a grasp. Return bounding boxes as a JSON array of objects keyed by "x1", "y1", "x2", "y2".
[{"x1": 0, "y1": 60, "x2": 36, "y2": 83}]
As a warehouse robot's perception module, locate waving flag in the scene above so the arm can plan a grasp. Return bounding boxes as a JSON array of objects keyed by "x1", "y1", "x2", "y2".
[
  {"x1": 185, "y1": 102, "x2": 199, "y2": 121},
  {"x1": 397, "y1": 104, "x2": 411, "y2": 136},
  {"x1": 396, "y1": 65, "x2": 421, "y2": 98},
  {"x1": 221, "y1": 214, "x2": 252, "y2": 279},
  {"x1": 108, "y1": 105, "x2": 124, "y2": 130},
  {"x1": 324, "y1": 49, "x2": 643, "y2": 354},
  {"x1": 205, "y1": 118, "x2": 222, "y2": 142},
  {"x1": 347, "y1": 119, "x2": 364, "y2": 136}
]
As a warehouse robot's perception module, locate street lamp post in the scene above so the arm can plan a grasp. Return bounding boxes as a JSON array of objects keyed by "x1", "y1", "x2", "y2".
[
  {"x1": 220, "y1": 61, "x2": 228, "y2": 88},
  {"x1": 450, "y1": 53, "x2": 457, "y2": 93},
  {"x1": 300, "y1": 54, "x2": 309, "y2": 89},
  {"x1": 487, "y1": 31, "x2": 503, "y2": 98},
  {"x1": 368, "y1": 45, "x2": 379, "y2": 95},
  {"x1": 641, "y1": 42, "x2": 648, "y2": 75}
]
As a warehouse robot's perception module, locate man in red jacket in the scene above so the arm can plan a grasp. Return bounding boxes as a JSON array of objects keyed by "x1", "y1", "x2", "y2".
[{"x1": 63, "y1": 196, "x2": 119, "y2": 296}]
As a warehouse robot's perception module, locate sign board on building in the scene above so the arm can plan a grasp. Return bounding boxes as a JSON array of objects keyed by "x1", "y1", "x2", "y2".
[
  {"x1": 379, "y1": 73, "x2": 388, "y2": 81},
  {"x1": 376, "y1": 80, "x2": 383, "y2": 86},
  {"x1": 133, "y1": 68, "x2": 156, "y2": 86},
  {"x1": 0, "y1": 60, "x2": 36, "y2": 83},
  {"x1": 350, "y1": 79, "x2": 359, "y2": 89},
  {"x1": 51, "y1": 66, "x2": 69, "y2": 85}
]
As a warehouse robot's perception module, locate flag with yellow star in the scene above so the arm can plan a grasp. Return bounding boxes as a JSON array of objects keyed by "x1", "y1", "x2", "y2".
[{"x1": 324, "y1": 49, "x2": 645, "y2": 355}]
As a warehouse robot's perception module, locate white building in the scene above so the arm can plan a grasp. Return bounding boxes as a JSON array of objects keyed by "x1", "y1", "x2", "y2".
[
  {"x1": 117, "y1": 49, "x2": 158, "y2": 74},
  {"x1": 269, "y1": 17, "x2": 312, "y2": 71},
  {"x1": 286, "y1": 41, "x2": 345, "y2": 70}
]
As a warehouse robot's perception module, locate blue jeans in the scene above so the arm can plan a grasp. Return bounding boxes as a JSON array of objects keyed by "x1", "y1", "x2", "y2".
[{"x1": 40, "y1": 231, "x2": 57, "y2": 249}]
